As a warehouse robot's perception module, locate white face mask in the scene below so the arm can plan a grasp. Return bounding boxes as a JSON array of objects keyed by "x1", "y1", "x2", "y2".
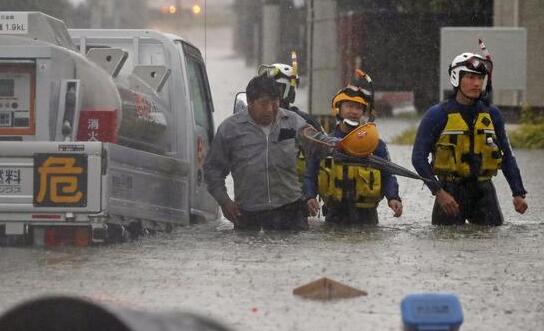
[{"x1": 342, "y1": 118, "x2": 360, "y2": 128}]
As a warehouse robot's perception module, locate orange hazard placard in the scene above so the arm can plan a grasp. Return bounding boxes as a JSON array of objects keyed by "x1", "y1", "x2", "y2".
[{"x1": 33, "y1": 154, "x2": 87, "y2": 207}]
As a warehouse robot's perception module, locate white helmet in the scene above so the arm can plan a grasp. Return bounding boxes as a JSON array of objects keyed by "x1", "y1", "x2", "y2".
[
  {"x1": 258, "y1": 63, "x2": 299, "y2": 104},
  {"x1": 448, "y1": 52, "x2": 491, "y2": 87}
]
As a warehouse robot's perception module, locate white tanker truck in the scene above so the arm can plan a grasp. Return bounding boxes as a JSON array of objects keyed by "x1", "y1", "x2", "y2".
[{"x1": 0, "y1": 12, "x2": 219, "y2": 246}]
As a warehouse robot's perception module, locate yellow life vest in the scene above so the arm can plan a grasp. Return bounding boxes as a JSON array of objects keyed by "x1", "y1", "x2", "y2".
[
  {"x1": 296, "y1": 149, "x2": 306, "y2": 183},
  {"x1": 432, "y1": 107, "x2": 502, "y2": 178},
  {"x1": 318, "y1": 157, "x2": 382, "y2": 208}
]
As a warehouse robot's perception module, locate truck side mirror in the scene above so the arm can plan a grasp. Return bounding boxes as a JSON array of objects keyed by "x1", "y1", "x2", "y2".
[{"x1": 233, "y1": 92, "x2": 247, "y2": 114}]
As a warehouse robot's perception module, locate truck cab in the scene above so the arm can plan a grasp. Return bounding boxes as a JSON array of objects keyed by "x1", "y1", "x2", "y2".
[{"x1": 0, "y1": 12, "x2": 218, "y2": 246}]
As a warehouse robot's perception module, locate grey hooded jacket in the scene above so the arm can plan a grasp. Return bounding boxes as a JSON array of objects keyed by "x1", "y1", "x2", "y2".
[{"x1": 204, "y1": 108, "x2": 306, "y2": 212}]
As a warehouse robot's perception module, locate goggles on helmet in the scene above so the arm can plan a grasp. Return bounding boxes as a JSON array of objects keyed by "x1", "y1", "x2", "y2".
[
  {"x1": 258, "y1": 64, "x2": 299, "y2": 87},
  {"x1": 344, "y1": 85, "x2": 371, "y2": 97},
  {"x1": 450, "y1": 56, "x2": 492, "y2": 76},
  {"x1": 258, "y1": 64, "x2": 280, "y2": 77},
  {"x1": 333, "y1": 85, "x2": 370, "y2": 106}
]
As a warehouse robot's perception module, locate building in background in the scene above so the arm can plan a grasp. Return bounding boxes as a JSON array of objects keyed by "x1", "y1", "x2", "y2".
[
  {"x1": 233, "y1": 0, "x2": 306, "y2": 69},
  {"x1": 234, "y1": 0, "x2": 544, "y2": 119},
  {"x1": 494, "y1": 0, "x2": 544, "y2": 109}
]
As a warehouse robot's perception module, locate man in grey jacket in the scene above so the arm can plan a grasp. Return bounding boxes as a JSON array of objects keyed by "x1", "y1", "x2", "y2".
[{"x1": 204, "y1": 75, "x2": 309, "y2": 230}]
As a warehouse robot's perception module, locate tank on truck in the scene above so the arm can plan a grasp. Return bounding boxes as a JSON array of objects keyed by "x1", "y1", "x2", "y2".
[{"x1": 0, "y1": 12, "x2": 217, "y2": 247}]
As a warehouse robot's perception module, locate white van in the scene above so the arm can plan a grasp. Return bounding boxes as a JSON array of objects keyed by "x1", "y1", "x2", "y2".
[{"x1": 0, "y1": 12, "x2": 218, "y2": 246}]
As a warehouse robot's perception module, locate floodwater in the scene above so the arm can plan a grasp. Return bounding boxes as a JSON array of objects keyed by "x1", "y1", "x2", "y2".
[
  {"x1": 1, "y1": 144, "x2": 543, "y2": 331},
  {"x1": 1, "y1": 26, "x2": 543, "y2": 331}
]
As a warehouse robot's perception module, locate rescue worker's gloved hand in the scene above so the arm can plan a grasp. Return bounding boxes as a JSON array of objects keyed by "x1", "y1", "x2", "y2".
[
  {"x1": 388, "y1": 199, "x2": 403, "y2": 217},
  {"x1": 435, "y1": 189, "x2": 460, "y2": 216},
  {"x1": 306, "y1": 198, "x2": 320, "y2": 217},
  {"x1": 513, "y1": 196, "x2": 528, "y2": 214},
  {"x1": 221, "y1": 199, "x2": 241, "y2": 223}
]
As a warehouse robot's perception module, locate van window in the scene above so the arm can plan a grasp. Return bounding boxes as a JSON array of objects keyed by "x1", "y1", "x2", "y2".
[{"x1": 183, "y1": 45, "x2": 214, "y2": 141}]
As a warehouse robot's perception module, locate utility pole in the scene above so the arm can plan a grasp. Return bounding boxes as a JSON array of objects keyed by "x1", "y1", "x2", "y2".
[
  {"x1": 307, "y1": 0, "x2": 340, "y2": 116},
  {"x1": 262, "y1": 0, "x2": 280, "y2": 65}
]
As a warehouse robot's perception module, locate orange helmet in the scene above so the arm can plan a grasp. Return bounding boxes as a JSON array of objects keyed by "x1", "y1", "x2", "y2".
[
  {"x1": 331, "y1": 85, "x2": 370, "y2": 117},
  {"x1": 337, "y1": 122, "x2": 380, "y2": 157}
]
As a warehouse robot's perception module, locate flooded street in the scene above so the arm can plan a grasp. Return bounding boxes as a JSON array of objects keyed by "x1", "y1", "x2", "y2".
[
  {"x1": 1, "y1": 162, "x2": 543, "y2": 331},
  {"x1": 1, "y1": 26, "x2": 543, "y2": 331}
]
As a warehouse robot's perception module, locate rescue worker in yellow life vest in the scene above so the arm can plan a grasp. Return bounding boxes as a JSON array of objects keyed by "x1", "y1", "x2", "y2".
[
  {"x1": 303, "y1": 83, "x2": 403, "y2": 225},
  {"x1": 412, "y1": 52, "x2": 528, "y2": 225}
]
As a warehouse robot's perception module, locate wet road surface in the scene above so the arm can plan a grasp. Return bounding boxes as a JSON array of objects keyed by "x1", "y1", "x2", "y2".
[{"x1": 1, "y1": 145, "x2": 542, "y2": 331}]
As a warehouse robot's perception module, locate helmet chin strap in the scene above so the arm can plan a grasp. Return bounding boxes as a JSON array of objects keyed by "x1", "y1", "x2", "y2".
[{"x1": 283, "y1": 84, "x2": 290, "y2": 100}]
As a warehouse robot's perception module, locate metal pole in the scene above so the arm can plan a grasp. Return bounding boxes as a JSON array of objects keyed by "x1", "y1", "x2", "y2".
[
  {"x1": 307, "y1": 0, "x2": 314, "y2": 115},
  {"x1": 262, "y1": 1, "x2": 280, "y2": 65},
  {"x1": 513, "y1": 0, "x2": 521, "y2": 105},
  {"x1": 204, "y1": 0, "x2": 207, "y2": 64}
]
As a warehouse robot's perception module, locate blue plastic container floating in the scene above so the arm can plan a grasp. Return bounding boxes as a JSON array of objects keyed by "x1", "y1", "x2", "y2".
[{"x1": 401, "y1": 293, "x2": 464, "y2": 331}]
